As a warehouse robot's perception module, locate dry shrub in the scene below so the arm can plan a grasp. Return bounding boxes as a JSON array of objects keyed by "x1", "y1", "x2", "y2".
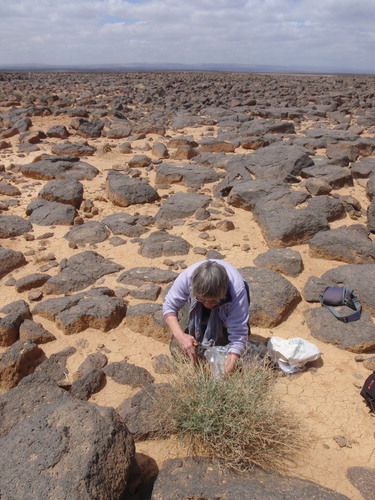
[{"x1": 155, "y1": 354, "x2": 303, "y2": 472}]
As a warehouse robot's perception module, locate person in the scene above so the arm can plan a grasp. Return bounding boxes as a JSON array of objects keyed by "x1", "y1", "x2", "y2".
[{"x1": 163, "y1": 259, "x2": 250, "y2": 375}]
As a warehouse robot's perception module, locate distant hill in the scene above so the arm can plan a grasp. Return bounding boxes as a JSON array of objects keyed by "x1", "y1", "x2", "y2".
[{"x1": 0, "y1": 62, "x2": 373, "y2": 75}]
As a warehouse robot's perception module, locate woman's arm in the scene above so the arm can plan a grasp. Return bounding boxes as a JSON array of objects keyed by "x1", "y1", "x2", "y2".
[{"x1": 164, "y1": 313, "x2": 197, "y2": 362}]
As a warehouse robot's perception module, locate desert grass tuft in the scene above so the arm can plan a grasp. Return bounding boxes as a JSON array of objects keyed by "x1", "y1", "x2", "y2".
[{"x1": 155, "y1": 354, "x2": 303, "y2": 472}]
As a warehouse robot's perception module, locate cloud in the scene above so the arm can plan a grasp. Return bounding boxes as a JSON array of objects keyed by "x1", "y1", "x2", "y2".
[{"x1": 0, "y1": 0, "x2": 374, "y2": 72}]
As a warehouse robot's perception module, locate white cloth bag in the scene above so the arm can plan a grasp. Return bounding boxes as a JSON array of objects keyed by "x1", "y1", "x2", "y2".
[{"x1": 267, "y1": 337, "x2": 321, "y2": 374}]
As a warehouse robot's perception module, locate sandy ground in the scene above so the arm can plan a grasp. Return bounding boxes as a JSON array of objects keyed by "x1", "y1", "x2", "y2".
[{"x1": 1, "y1": 110, "x2": 374, "y2": 499}]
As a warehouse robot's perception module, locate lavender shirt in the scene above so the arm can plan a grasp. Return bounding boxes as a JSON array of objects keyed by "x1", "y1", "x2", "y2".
[{"x1": 163, "y1": 260, "x2": 250, "y2": 356}]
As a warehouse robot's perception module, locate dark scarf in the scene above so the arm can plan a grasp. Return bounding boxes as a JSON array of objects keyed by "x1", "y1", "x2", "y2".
[{"x1": 187, "y1": 297, "x2": 224, "y2": 347}]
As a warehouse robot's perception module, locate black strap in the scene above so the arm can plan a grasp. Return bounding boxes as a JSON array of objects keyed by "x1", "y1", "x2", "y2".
[{"x1": 319, "y1": 288, "x2": 361, "y2": 323}]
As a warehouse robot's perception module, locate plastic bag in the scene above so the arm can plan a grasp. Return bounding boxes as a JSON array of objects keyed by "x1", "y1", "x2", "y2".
[
  {"x1": 267, "y1": 337, "x2": 320, "y2": 374},
  {"x1": 203, "y1": 345, "x2": 229, "y2": 378}
]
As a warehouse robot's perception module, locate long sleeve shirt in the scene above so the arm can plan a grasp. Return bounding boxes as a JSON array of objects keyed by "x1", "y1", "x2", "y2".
[{"x1": 163, "y1": 260, "x2": 250, "y2": 356}]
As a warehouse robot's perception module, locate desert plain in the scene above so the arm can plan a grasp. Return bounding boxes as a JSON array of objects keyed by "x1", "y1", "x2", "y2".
[{"x1": 0, "y1": 71, "x2": 375, "y2": 499}]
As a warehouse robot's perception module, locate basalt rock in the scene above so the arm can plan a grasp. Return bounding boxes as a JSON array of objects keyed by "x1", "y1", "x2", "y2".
[{"x1": 42, "y1": 252, "x2": 123, "y2": 295}]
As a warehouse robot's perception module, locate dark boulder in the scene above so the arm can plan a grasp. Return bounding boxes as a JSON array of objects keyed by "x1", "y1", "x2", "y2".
[
  {"x1": 26, "y1": 199, "x2": 77, "y2": 226},
  {"x1": 117, "y1": 267, "x2": 177, "y2": 286},
  {"x1": 126, "y1": 303, "x2": 170, "y2": 343},
  {"x1": 33, "y1": 287, "x2": 127, "y2": 334},
  {"x1": 253, "y1": 248, "x2": 303, "y2": 277},
  {"x1": 36, "y1": 346, "x2": 76, "y2": 386},
  {"x1": 139, "y1": 231, "x2": 191, "y2": 258},
  {"x1": 151, "y1": 457, "x2": 349, "y2": 500},
  {"x1": 240, "y1": 267, "x2": 301, "y2": 327},
  {"x1": 64, "y1": 221, "x2": 110, "y2": 245},
  {"x1": 38, "y1": 179, "x2": 84, "y2": 208},
  {"x1": 70, "y1": 368, "x2": 106, "y2": 400},
  {"x1": 50, "y1": 143, "x2": 95, "y2": 156},
  {"x1": 0, "y1": 215, "x2": 32, "y2": 238},
  {"x1": 304, "y1": 306, "x2": 375, "y2": 353},
  {"x1": 106, "y1": 171, "x2": 159, "y2": 207},
  {"x1": 0, "y1": 371, "x2": 134, "y2": 500},
  {"x1": 102, "y1": 212, "x2": 154, "y2": 237},
  {"x1": 104, "y1": 361, "x2": 154, "y2": 388},
  {"x1": 309, "y1": 227, "x2": 375, "y2": 264},
  {"x1": 155, "y1": 192, "x2": 211, "y2": 223},
  {"x1": 0, "y1": 247, "x2": 27, "y2": 278},
  {"x1": 117, "y1": 383, "x2": 172, "y2": 440},
  {"x1": 19, "y1": 319, "x2": 56, "y2": 344},
  {"x1": 254, "y1": 207, "x2": 329, "y2": 247},
  {"x1": 0, "y1": 340, "x2": 44, "y2": 389},
  {"x1": 155, "y1": 162, "x2": 218, "y2": 189},
  {"x1": 19, "y1": 157, "x2": 99, "y2": 181},
  {"x1": 42, "y1": 252, "x2": 123, "y2": 295},
  {"x1": 0, "y1": 300, "x2": 31, "y2": 347}
]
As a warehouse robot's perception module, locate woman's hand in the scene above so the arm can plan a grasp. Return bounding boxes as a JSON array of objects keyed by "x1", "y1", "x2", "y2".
[
  {"x1": 224, "y1": 352, "x2": 240, "y2": 375},
  {"x1": 178, "y1": 332, "x2": 198, "y2": 363},
  {"x1": 164, "y1": 313, "x2": 197, "y2": 363}
]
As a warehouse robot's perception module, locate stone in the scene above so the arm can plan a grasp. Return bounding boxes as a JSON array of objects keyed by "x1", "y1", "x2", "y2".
[
  {"x1": 104, "y1": 361, "x2": 154, "y2": 387},
  {"x1": 50, "y1": 143, "x2": 95, "y2": 156},
  {"x1": 106, "y1": 170, "x2": 159, "y2": 207},
  {"x1": 151, "y1": 457, "x2": 349, "y2": 500},
  {"x1": 367, "y1": 202, "x2": 375, "y2": 232},
  {"x1": 254, "y1": 248, "x2": 303, "y2": 277},
  {"x1": 14, "y1": 272, "x2": 51, "y2": 292},
  {"x1": 26, "y1": 199, "x2": 77, "y2": 226},
  {"x1": 70, "y1": 368, "x2": 106, "y2": 400},
  {"x1": 0, "y1": 371, "x2": 134, "y2": 499},
  {"x1": 0, "y1": 247, "x2": 27, "y2": 279},
  {"x1": 0, "y1": 182, "x2": 21, "y2": 196},
  {"x1": 255, "y1": 208, "x2": 329, "y2": 247},
  {"x1": 129, "y1": 283, "x2": 161, "y2": 301},
  {"x1": 77, "y1": 352, "x2": 108, "y2": 375},
  {"x1": 117, "y1": 267, "x2": 177, "y2": 286},
  {"x1": 155, "y1": 192, "x2": 211, "y2": 223},
  {"x1": 117, "y1": 383, "x2": 172, "y2": 440},
  {"x1": 0, "y1": 300, "x2": 31, "y2": 347},
  {"x1": 33, "y1": 287, "x2": 127, "y2": 334},
  {"x1": 309, "y1": 228, "x2": 375, "y2": 264},
  {"x1": 347, "y1": 467, "x2": 375, "y2": 500},
  {"x1": 240, "y1": 267, "x2": 301, "y2": 327},
  {"x1": 139, "y1": 231, "x2": 191, "y2": 258},
  {"x1": 38, "y1": 179, "x2": 84, "y2": 208},
  {"x1": 42, "y1": 252, "x2": 123, "y2": 295},
  {"x1": 155, "y1": 162, "x2": 218, "y2": 189},
  {"x1": 304, "y1": 307, "x2": 375, "y2": 353},
  {"x1": 305, "y1": 196, "x2": 346, "y2": 222},
  {"x1": 300, "y1": 163, "x2": 353, "y2": 189},
  {"x1": 46, "y1": 125, "x2": 70, "y2": 138},
  {"x1": 128, "y1": 154, "x2": 152, "y2": 168},
  {"x1": 19, "y1": 319, "x2": 56, "y2": 344},
  {"x1": 36, "y1": 346, "x2": 76, "y2": 385},
  {"x1": 126, "y1": 303, "x2": 170, "y2": 343},
  {"x1": 0, "y1": 215, "x2": 32, "y2": 238},
  {"x1": 198, "y1": 138, "x2": 235, "y2": 153},
  {"x1": 64, "y1": 221, "x2": 110, "y2": 245},
  {"x1": 244, "y1": 142, "x2": 314, "y2": 182},
  {"x1": 76, "y1": 117, "x2": 104, "y2": 138},
  {"x1": 102, "y1": 212, "x2": 154, "y2": 237},
  {"x1": 0, "y1": 341, "x2": 44, "y2": 389},
  {"x1": 19, "y1": 157, "x2": 99, "y2": 181}
]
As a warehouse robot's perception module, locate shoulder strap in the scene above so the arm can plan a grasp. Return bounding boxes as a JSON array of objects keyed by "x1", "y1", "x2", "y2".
[{"x1": 319, "y1": 288, "x2": 362, "y2": 323}]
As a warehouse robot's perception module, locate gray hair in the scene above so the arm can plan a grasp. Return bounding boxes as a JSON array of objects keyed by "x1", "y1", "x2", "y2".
[{"x1": 191, "y1": 261, "x2": 229, "y2": 300}]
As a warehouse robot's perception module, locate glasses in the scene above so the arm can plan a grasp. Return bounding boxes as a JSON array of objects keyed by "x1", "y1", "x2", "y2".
[{"x1": 195, "y1": 296, "x2": 221, "y2": 306}]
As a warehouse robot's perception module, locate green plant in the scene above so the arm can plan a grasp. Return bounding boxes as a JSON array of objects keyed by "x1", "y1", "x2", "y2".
[{"x1": 156, "y1": 355, "x2": 303, "y2": 472}]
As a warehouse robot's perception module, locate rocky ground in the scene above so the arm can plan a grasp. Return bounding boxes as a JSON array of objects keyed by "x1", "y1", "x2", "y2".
[{"x1": 0, "y1": 71, "x2": 375, "y2": 499}]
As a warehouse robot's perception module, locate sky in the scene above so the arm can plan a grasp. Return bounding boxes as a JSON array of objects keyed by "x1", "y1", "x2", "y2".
[{"x1": 0, "y1": 0, "x2": 374, "y2": 73}]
